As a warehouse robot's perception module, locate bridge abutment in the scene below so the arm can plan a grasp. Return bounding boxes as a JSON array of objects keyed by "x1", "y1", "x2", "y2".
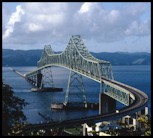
[{"x1": 99, "y1": 93, "x2": 116, "y2": 115}]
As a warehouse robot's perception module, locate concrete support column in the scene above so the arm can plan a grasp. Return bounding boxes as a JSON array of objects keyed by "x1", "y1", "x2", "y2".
[
  {"x1": 37, "y1": 73, "x2": 42, "y2": 88},
  {"x1": 99, "y1": 93, "x2": 116, "y2": 114}
]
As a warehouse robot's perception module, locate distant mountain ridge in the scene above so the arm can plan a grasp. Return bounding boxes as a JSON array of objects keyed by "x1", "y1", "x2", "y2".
[
  {"x1": 91, "y1": 52, "x2": 150, "y2": 65},
  {"x1": 2, "y1": 49, "x2": 150, "y2": 66}
]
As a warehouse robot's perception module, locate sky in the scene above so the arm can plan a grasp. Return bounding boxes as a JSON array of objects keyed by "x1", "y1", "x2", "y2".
[{"x1": 2, "y1": 2, "x2": 151, "y2": 53}]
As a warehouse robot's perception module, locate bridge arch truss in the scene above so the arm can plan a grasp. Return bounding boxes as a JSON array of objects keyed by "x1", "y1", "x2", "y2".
[{"x1": 25, "y1": 35, "x2": 148, "y2": 108}]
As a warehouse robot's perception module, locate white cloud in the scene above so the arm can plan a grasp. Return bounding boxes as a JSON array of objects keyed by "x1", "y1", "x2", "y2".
[
  {"x1": 78, "y1": 2, "x2": 99, "y2": 13},
  {"x1": 108, "y1": 10, "x2": 120, "y2": 23},
  {"x1": 2, "y1": 2, "x2": 150, "y2": 52},
  {"x1": 2, "y1": 6, "x2": 11, "y2": 33},
  {"x1": 3, "y1": 5, "x2": 24, "y2": 39},
  {"x1": 28, "y1": 23, "x2": 43, "y2": 32},
  {"x1": 125, "y1": 20, "x2": 150, "y2": 36}
]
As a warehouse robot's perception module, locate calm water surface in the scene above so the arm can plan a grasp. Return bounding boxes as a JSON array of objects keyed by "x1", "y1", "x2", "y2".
[{"x1": 2, "y1": 65, "x2": 151, "y2": 124}]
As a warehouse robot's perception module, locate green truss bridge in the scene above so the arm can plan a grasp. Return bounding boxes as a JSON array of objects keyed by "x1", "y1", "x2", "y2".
[{"x1": 23, "y1": 35, "x2": 148, "y2": 119}]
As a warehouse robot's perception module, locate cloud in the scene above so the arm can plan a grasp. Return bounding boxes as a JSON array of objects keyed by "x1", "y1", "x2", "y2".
[
  {"x1": 2, "y1": 2, "x2": 150, "y2": 52},
  {"x1": 2, "y1": 5, "x2": 11, "y2": 33},
  {"x1": 125, "y1": 20, "x2": 150, "y2": 36},
  {"x1": 78, "y1": 2, "x2": 100, "y2": 14},
  {"x1": 3, "y1": 5, "x2": 24, "y2": 39},
  {"x1": 28, "y1": 23, "x2": 43, "y2": 32}
]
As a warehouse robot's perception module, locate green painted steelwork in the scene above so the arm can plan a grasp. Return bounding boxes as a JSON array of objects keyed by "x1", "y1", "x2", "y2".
[
  {"x1": 63, "y1": 71, "x2": 87, "y2": 106},
  {"x1": 25, "y1": 35, "x2": 133, "y2": 106},
  {"x1": 37, "y1": 35, "x2": 113, "y2": 81},
  {"x1": 40, "y1": 67, "x2": 54, "y2": 88}
]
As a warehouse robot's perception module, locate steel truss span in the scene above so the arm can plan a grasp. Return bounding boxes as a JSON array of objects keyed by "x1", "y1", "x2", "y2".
[
  {"x1": 25, "y1": 35, "x2": 148, "y2": 109},
  {"x1": 37, "y1": 35, "x2": 113, "y2": 81}
]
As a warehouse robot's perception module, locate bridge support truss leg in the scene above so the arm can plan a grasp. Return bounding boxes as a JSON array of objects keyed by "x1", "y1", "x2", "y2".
[
  {"x1": 27, "y1": 75, "x2": 37, "y2": 86},
  {"x1": 40, "y1": 67, "x2": 54, "y2": 88},
  {"x1": 99, "y1": 93, "x2": 116, "y2": 114},
  {"x1": 63, "y1": 70, "x2": 87, "y2": 106}
]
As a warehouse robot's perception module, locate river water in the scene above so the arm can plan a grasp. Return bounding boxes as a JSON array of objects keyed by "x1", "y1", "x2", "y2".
[{"x1": 2, "y1": 65, "x2": 151, "y2": 124}]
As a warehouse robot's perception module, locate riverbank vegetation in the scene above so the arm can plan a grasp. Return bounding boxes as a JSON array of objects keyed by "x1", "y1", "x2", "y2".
[{"x1": 2, "y1": 82, "x2": 28, "y2": 136}]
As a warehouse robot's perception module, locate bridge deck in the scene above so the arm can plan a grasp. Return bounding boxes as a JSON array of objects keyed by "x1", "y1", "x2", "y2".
[
  {"x1": 22, "y1": 35, "x2": 148, "y2": 129},
  {"x1": 24, "y1": 78, "x2": 148, "y2": 129}
]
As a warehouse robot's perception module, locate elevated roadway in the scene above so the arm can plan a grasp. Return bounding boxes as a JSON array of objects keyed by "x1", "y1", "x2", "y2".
[
  {"x1": 24, "y1": 78, "x2": 148, "y2": 129},
  {"x1": 20, "y1": 35, "x2": 148, "y2": 129}
]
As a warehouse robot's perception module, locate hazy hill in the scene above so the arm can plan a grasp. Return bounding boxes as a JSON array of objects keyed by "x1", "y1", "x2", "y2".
[
  {"x1": 91, "y1": 52, "x2": 150, "y2": 65},
  {"x1": 2, "y1": 49, "x2": 150, "y2": 66}
]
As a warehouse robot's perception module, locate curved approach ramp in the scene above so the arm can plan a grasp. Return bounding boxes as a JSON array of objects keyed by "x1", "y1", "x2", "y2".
[{"x1": 25, "y1": 35, "x2": 148, "y2": 122}]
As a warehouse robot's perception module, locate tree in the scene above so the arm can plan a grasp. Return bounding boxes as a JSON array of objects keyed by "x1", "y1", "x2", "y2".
[
  {"x1": 137, "y1": 115, "x2": 151, "y2": 136},
  {"x1": 2, "y1": 82, "x2": 28, "y2": 136}
]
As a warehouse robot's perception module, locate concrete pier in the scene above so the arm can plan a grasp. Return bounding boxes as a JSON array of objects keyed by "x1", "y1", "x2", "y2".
[
  {"x1": 36, "y1": 73, "x2": 42, "y2": 87},
  {"x1": 99, "y1": 93, "x2": 116, "y2": 114}
]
